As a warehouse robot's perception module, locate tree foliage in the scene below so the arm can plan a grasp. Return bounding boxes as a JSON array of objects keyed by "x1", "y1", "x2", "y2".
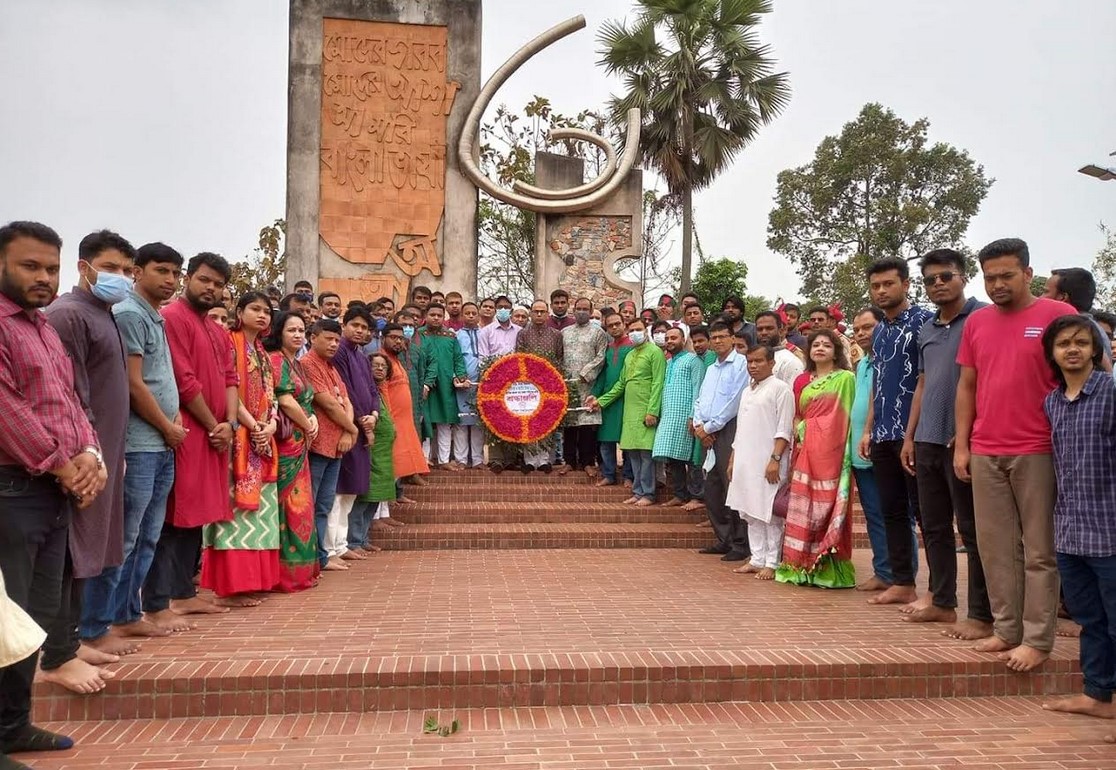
[
  {"x1": 599, "y1": 0, "x2": 791, "y2": 294},
  {"x1": 767, "y1": 103, "x2": 992, "y2": 311},
  {"x1": 1092, "y1": 223, "x2": 1116, "y2": 310},
  {"x1": 1030, "y1": 274, "x2": 1049, "y2": 299},
  {"x1": 688, "y1": 255, "x2": 770, "y2": 316},
  {"x1": 229, "y1": 219, "x2": 286, "y2": 297}
]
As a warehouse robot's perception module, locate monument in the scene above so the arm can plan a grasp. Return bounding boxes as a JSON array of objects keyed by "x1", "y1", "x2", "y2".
[{"x1": 286, "y1": 0, "x2": 481, "y2": 304}]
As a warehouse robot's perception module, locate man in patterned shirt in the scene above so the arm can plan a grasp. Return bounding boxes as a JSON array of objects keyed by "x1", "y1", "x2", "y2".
[
  {"x1": 1040, "y1": 314, "x2": 1116, "y2": 733},
  {"x1": 0, "y1": 221, "x2": 107, "y2": 767},
  {"x1": 860, "y1": 256, "x2": 933, "y2": 610}
]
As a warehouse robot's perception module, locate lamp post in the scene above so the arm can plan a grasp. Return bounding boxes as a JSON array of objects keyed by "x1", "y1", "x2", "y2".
[{"x1": 1079, "y1": 151, "x2": 1116, "y2": 181}]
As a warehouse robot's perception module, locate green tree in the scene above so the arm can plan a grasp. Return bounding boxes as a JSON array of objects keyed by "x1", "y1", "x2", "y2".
[
  {"x1": 1091, "y1": 223, "x2": 1116, "y2": 310},
  {"x1": 1030, "y1": 274, "x2": 1049, "y2": 299},
  {"x1": 229, "y1": 219, "x2": 286, "y2": 297},
  {"x1": 687, "y1": 256, "x2": 770, "y2": 315},
  {"x1": 599, "y1": 0, "x2": 791, "y2": 295},
  {"x1": 767, "y1": 103, "x2": 992, "y2": 311}
]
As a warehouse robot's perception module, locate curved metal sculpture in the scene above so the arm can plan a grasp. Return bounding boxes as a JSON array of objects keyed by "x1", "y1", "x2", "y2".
[{"x1": 456, "y1": 15, "x2": 640, "y2": 214}]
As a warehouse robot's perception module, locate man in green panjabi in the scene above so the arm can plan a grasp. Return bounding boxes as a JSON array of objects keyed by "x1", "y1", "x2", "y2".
[
  {"x1": 417, "y1": 304, "x2": 466, "y2": 469},
  {"x1": 593, "y1": 311, "x2": 632, "y2": 487}
]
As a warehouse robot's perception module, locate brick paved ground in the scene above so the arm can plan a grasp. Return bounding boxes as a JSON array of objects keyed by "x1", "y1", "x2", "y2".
[{"x1": 27, "y1": 697, "x2": 1116, "y2": 769}]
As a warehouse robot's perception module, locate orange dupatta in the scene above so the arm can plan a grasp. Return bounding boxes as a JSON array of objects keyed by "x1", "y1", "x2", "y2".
[{"x1": 230, "y1": 330, "x2": 278, "y2": 511}]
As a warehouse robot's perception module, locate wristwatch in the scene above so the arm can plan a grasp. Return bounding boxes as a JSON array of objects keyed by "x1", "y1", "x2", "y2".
[
  {"x1": 770, "y1": 453, "x2": 782, "y2": 462},
  {"x1": 81, "y1": 445, "x2": 104, "y2": 469}
]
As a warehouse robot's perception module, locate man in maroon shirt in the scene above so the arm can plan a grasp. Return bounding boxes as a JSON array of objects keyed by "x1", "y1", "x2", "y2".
[{"x1": 0, "y1": 221, "x2": 107, "y2": 768}]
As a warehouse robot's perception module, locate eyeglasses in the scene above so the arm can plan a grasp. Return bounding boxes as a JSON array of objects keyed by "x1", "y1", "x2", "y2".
[{"x1": 924, "y1": 271, "x2": 959, "y2": 286}]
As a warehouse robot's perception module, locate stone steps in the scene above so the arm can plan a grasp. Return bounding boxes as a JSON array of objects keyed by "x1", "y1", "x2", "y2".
[
  {"x1": 390, "y1": 501, "x2": 701, "y2": 524},
  {"x1": 374, "y1": 521, "x2": 709, "y2": 550}
]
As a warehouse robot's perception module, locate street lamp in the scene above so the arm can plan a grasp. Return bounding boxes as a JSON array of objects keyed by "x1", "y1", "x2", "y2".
[{"x1": 1079, "y1": 151, "x2": 1116, "y2": 181}]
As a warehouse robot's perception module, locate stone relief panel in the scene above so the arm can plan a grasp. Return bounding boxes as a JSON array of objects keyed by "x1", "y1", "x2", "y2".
[
  {"x1": 318, "y1": 18, "x2": 459, "y2": 297},
  {"x1": 547, "y1": 215, "x2": 637, "y2": 307}
]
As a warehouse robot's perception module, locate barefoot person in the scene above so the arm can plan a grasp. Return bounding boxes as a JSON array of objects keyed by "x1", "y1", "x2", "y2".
[
  {"x1": 380, "y1": 323, "x2": 430, "y2": 505},
  {"x1": 899, "y1": 249, "x2": 993, "y2": 638},
  {"x1": 652, "y1": 327, "x2": 705, "y2": 508},
  {"x1": 91, "y1": 244, "x2": 189, "y2": 644},
  {"x1": 777, "y1": 330, "x2": 856, "y2": 588},
  {"x1": 199, "y1": 292, "x2": 281, "y2": 606},
  {"x1": 594, "y1": 312, "x2": 633, "y2": 488},
  {"x1": 149, "y1": 252, "x2": 239, "y2": 622},
  {"x1": 954, "y1": 238, "x2": 1077, "y2": 672},
  {"x1": 1041, "y1": 315, "x2": 1116, "y2": 724},
  {"x1": 0, "y1": 221, "x2": 106, "y2": 767},
  {"x1": 726, "y1": 344, "x2": 795, "y2": 581},
  {"x1": 860, "y1": 257, "x2": 933, "y2": 609},
  {"x1": 40, "y1": 231, "x2": 135, "y2": 687}
]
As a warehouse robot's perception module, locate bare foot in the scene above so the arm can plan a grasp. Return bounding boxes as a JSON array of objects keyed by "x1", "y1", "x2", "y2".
[
  {"x1": 733, "y1": 563, "x2": 761, "y2": 574},
  {"x1": 1042, "y1": 694, "x2": 1115, "y2": 719},
  {"x1": 855, "y1": 575, "x2": 891, "y2": 592},
  {"x1": 556, "y1": 464, "x2": 570, "y2": 476},
  {"x1": 694, "y1": 519, "x2": 711, "y2": 527},
  {"x1": 214, "y1": 595, "x2": 262, "y2": 608},
  {"x1": 324, "y1": 557, "x2": 349, "y2": 571},
  {"x1": 1057, "y1": 619, "x2": 1082, "y2": 638},
  {"x1": 361, "y1": 544, "x2": 384, "y2": 552},
  {"x1": 83, "y1": 633, "x2": 141, "y2": 656},
  {"x1": 942, "y1": 619, "x2": 994, "y2": 641},
  {"x1": 634, "y1": 498, "x2": 654, "y2": 507},
  {"x1": 340, "y1": 550, "x2": 367, "y2": 561},
  {"x1": 39, "y1": 658, "x2": 113, "y2": 694},
  {"x1": 144, "y1": 610, "x2": 197, "y2": 633},
  {"x1": 867, "y1": 585, "x2": 918, "y2": 606},
  {"x1": 999, "y1": 645, "x2": 1049, "y2": 672},
  {"x1": 395, "y1": 496, "x2": 417, "y2": 505},
  {"x1": 112, "y1": 619, "x2": 171, "y2": 638},
  {"x1": 974, "y1": 636, "x2": 1016, "y2": 654},
  {"x1": 899, "y1": 595, "x2": 933, "y2": 615},
  {"x1": 755, "y1": 567, "x2": 776, "y2": 581},
  {"x1": 384, "y1": 518, "x2": 405, "y2": 528},
  {"x1": 902, "y1": 605, "x2": 957, "y2": 624},
  {"x1": 170, "y1": 597, "x2": 229, "y2": 615},
  {"x1": 681, "y1": 500, "x2": 705, "y2": 512},
  {"x1": 76, "y1": 644, "x2": 120, "y2": 665},
  {"x1": 661, "y1": 497, "x2": 685, "y2": 507},
  {"x1": 621, "y1": 496, "x2": 638, "y2": 505},
  {"x1": 595, "y1": 478, "x2": 615, "y2": 487},
  {"x1": 623, "y1": 480, "x2": 633, "y2": 490}
]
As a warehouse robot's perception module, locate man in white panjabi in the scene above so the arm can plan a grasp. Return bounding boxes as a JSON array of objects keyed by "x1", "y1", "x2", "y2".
[{"x1": 726, "y1": 344, "x2": 795, "y2": 580}]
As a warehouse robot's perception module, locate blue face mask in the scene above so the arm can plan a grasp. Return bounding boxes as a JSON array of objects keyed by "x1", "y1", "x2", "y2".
[
  {"x1": 495, "y1": 308, "x2": 512, "y2": 323},
  {"x1": 628, "y1": 330, "x2": 646, "y2": 346},
  {"x1": 589, "y1": 318, "x2": 602, "y2": 328},
  {"x1": 402, "y1": 325, "x2": 415, "y2": 340},
  {"x1": 85, "y1": 264, "x2": 132, "y2": 304},
  {"x1": 374, "y1": 317, "x2": 387, "y2": 332}
]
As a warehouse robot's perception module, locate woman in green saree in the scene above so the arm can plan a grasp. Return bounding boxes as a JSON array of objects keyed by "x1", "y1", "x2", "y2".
[{"x1": 776, "y1": 329, "x2": 857, "y2": 588}]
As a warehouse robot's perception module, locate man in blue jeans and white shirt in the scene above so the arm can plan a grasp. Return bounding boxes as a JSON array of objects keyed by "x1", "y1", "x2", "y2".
[{"x1": 82, "y1": 243, "x2": 191, "y2": 653}]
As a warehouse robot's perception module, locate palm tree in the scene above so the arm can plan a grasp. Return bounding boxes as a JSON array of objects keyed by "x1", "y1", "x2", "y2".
[{"x1": 598, "y1": 0, "x2": 790, "y2": 293}]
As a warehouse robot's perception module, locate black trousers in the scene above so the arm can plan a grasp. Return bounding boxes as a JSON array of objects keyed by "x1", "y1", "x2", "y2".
[
  {"x1": 870, "y1": 440, "x2": 922, "y2": 587},
  {"x1": 703, "y1": 419, "x2": 749, "y2": 556},
  {"x1": 0, "y1": 467, "x2": 70, "y2": 741},
  {"x1": 39, "y1": 551, "x2": 81, "y2": 671},
  {"x1": 141, "y1": 523, "x2": 201, "y2": 613},
  {"x1": 562, "y1": 426, "x2": 598, "y2": 470},
  {"x1": 916, "y1": 442, "x2": 993, "y2": 621}
]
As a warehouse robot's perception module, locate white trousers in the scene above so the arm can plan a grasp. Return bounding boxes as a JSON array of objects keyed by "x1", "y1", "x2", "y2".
[
  {"x1": 453, "y1": 424, "x2": 485, "y2": 466},
  {"x1": 327, "y1": 494, "x2": 354, "y2": 558},
  {"x1": 373, "y1": 500, "x2": 390, "y2": 520},
  {"x1": 524, "y1": 447, "x2": 550, "y2": 468},
  {"x1": 745, "y1": 514, "x2": 784, "y2": 569},
  {"x1": 434, "y1": 424, "x2": 454, "y2": 464}
]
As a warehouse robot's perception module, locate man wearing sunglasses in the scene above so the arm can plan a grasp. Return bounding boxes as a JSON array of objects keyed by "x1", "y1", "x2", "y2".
[{"x1": 898, "y1": 249, "x2": 991, "y2": 640}]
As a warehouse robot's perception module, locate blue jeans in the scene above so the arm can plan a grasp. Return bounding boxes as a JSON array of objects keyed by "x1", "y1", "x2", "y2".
[
  {"x1": 600, "y1": 442, "x2": 619, "y2": 483},
  {"x1": 628, "y1": 449, "x2": 654, "y2": 499},
  {"x1": 309, "y1": 452, "x2": 341, "y2": 568},
  {"x1": 1058, "y1": 551, "x2": 1116, "y2": 702},
  {"x1": 81, "y1": 450, "x2": 175, "y2": 638},
  {"x1": 348, "y1": 500, "x2": 377, "y2": 550},
  {"x1": 853, "y1": 467, "x2": 918, "y2": 585}
]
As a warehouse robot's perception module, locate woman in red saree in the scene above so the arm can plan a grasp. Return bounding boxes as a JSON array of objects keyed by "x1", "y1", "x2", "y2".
[
  {"x1": 263, "y1": 311, "x2": 321, "y2": 592},
  {"x1": 200, "y1": 292, "x2": 281, "y2": 605},
  {"x1": 777, "y1": 329, "x2": 857, "y2": 589}
]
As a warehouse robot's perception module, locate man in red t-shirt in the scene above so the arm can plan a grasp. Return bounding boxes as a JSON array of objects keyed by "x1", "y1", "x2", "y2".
[{"x1": 954, "y1": 237, "x2": 1077, "y2": 674}]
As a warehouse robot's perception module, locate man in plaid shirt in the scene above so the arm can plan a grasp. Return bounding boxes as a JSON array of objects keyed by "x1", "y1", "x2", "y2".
[{"x1": 0, "y1": 221, "x2": 108, "y2": 768}]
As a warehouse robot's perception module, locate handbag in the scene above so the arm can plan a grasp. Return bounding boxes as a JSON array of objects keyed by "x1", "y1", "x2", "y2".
[{"x1": 771, "y1": 483, "x2": 790, "y2": 519}]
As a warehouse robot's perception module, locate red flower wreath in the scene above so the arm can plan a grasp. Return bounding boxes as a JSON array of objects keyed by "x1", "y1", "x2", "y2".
[{"x1": 476, "y1": 353, "x2": 569, "y2": 444}]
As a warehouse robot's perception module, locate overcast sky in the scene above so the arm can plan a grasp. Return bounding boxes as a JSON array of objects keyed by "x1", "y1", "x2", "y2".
[{"x1": 2, "y1": 0, "x2": 1113, "y2": 304}]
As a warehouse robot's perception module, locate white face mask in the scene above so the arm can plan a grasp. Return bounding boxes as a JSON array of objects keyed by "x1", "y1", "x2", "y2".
[
  {"x1": 652, "y1": 332, "x2": 667, "y2": 347},
  {"x1": 628, "y1": 330, "x2": 646, "y2": 346}
]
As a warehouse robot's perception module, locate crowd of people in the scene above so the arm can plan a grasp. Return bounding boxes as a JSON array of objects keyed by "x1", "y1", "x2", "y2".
[{"x1": 1, "y1": 218, "x2": 1114, "y2": 768}]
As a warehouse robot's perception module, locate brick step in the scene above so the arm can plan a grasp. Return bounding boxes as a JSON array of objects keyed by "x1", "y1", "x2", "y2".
[
  {"x1": 389, "y1": 502, "x2": 703, "y2": 525},
  {"x1": 32, "y1": 549, "x2": 1078, "y2": 723},
  {"x1": 415, "y1": 469, "x2": 603, "y2": 486},
  {"x1": 39, "y1": 697, "x2": 1115, "y2": 769},
  {"x1": 375, "y1": 522, "x2": 708, "y2": 549},
  {"x1": 405, "y1": 484, "x2": 668, "y2": 503}
]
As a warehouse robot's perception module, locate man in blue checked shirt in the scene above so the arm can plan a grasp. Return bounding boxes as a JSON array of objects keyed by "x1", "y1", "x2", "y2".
[
  {"x1": 1040, "y1": 314, "x2": 1116, "y2": 733},
  {"x1": 692, "y1": 321, "x2": 751, "y2": 561}
]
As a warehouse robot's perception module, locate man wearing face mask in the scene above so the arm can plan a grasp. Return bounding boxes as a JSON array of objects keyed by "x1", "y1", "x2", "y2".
[
  {"x1": 40, "y1": 230, "x2": 136, "y2": 696},
  {"x1": 561, "y1": 298, "x2": 609, "y2": 476},
  {"x1": 477, "y1": 296, "x2": 523, "y2": 472},
  {"x1": 651, "y1": 320, "x2": 672, "y2": 353},
  {"x1": 393, "y1": 308, "x2": 431, "y2": 477}
]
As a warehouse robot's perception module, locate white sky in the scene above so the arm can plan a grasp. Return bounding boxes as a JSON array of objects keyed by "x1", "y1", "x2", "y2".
[{"x1": 1, "y1": 0, "x2": 1113, "y2": 305}]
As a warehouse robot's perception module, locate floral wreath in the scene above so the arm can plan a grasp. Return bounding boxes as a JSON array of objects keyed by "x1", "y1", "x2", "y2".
[{"x1": 476, "y1": 353, "x2": 569, "y2": 444}]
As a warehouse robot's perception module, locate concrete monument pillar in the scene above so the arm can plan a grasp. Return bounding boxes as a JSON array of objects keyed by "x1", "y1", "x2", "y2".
[{"x1": 286, "y1": 0, "x2": 481, "y2": 305}]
